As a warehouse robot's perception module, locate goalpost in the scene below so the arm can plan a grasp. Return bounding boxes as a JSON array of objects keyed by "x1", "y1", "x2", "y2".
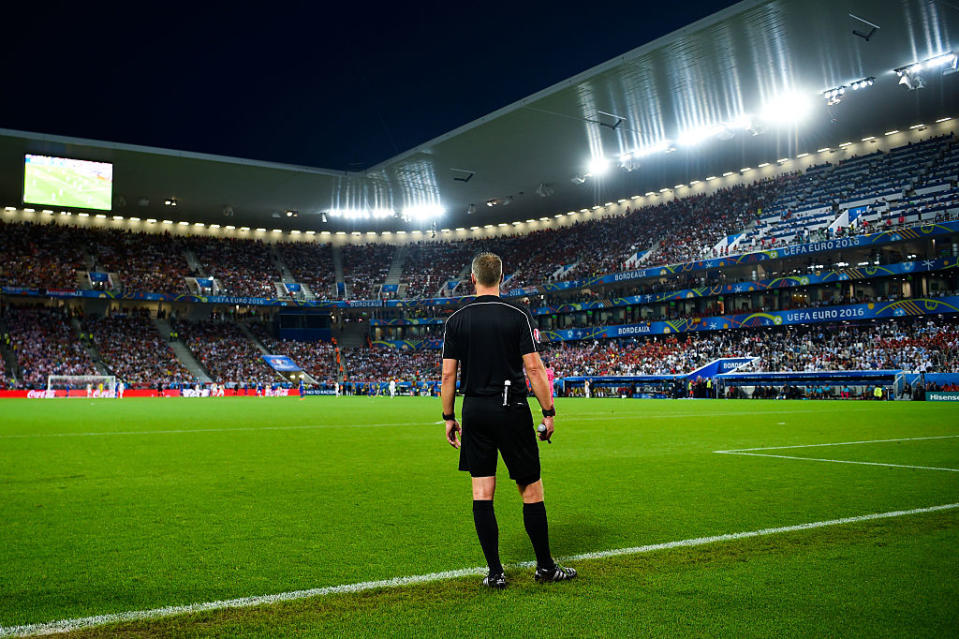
[{"x1": 47, "y1": 375, "x2": 117, "y2": 397}]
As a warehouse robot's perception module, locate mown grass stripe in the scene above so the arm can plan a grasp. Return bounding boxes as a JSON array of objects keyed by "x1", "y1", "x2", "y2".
[{"x1": 2, "y1": 503, "x2": 956, "y2": 638}]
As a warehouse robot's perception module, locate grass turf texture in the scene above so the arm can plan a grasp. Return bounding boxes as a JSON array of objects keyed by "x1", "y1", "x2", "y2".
[{"x1": 1, "y1": 398, "x2": 957, "y2": 637}]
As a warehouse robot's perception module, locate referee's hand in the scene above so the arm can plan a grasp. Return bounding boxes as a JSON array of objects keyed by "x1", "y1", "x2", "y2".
[
  {"x1": 538, "y1": 416, "x2": 554, "y2": 442},
  {"x1": 445, "y1": 419, "x2": 461, "y2": 449}
]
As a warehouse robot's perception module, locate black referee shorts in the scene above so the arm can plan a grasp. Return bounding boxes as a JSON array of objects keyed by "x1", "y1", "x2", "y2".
[{"x1": 459, "y1": 396, "x2": 540, "y2": 485}]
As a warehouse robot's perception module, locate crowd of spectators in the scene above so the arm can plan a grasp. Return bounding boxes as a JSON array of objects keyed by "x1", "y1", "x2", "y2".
[
  {"x1": 92, "y1": 230, "x2": 189, "y2": 294},
  {"x1": 246, "y1": 320, "x2": 340, "y2": 383},
  {"x1": 183, "y1": 237, "x2": 279, "y2": 298},
  {"x1": 538, "y1": 318, "x2": 959, "y2": 376},
  {"x1": 0, "y1": 221, "x2": 92, "y2": 289},
  {"x1": 403, "y1": 241, "x2": 476, "y2": 298},
  {"x1": 4, "y1": 306, "x2": 97, "y2": 386},
  {"x1": 342, "y1": 244, "x2": 394, "y2": 299},
  {"x1": 276, "y1": 242, "x2": 336, "y2": 298},
  {"x1": 85, "y1": 312, "x2": 192, "y2": 386},
  {"x1": 342, "y1": 346, "x2": 438, "y2": 382},
  {"x1": 177, "y1": 319, "x2": 275, "y2": 384},
  {"x1": 336, "y1": 318, "x2": 959, "y2": 382}
]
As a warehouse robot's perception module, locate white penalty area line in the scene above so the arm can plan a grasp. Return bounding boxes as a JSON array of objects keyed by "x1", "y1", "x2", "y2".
[
  {"x1": 2, "y1": 503, "x2": 957, "y2": 638},
  {"x1": 715, "y1": 435, "x2": 959, "y2": 473}
]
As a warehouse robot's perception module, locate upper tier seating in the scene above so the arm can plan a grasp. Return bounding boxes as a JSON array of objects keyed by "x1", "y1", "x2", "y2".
[
  {"x1": 275, "y1": 241, "x2": 336, "y2": 298},
  {"x1": 182, "y1": 237, "x2": 279, "y2": 298},
  {"x1": 0, "y1": 135, "x2": 955, "y2": 299}
]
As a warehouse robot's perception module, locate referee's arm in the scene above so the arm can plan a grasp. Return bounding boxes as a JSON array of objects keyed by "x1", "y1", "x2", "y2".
[
  {"x1": 441, "y1": 357, "x2": 460, "y2": 448},
  {"x1": 523, "y1": 352, "x2": 555, "y2": 438}
]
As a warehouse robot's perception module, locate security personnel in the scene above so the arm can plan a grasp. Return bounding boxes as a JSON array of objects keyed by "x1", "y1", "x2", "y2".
[{"x1": 441, "y1": 252, "x2": 576, "y2": 589}]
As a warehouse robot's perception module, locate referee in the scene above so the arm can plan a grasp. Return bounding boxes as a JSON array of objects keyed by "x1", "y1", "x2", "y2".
[{"x1": 441, "y1": 252, "x2": 576, "y2": 588}]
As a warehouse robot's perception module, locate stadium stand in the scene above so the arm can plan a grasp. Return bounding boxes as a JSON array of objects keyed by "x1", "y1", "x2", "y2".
[
  {"x1": 4, "y1": 307, "x2": 98, "y2": 386},
  {"x1": 182, "y1": 237, "x2": 279, "y2": 297},
  {"x1": 343, "y1": 346, "x2": 439, "y2": 382},
  {"x1": 342, "y1": 244, "x2": 394, "y2": 299},
  {"x1": 177, "y1": 319, "x2": 275, "y2": 385},
  {"x1": 91, "y1": 230, "x2": 189, "y2": 294},
  {"x1": 0, "y1": 135, "x2": 957, "y2": 300},
  {"x1": 0, "y1": 220, "x2": 93, "y2": 289},
  {"x1": 275, "y1": 241, "x2": 336, "y2": 299},
  {"x1": 247, "y1": 321, "x2": 339, "y2": 383},
  {"x1": 84, "y1": 312, "x2": 192, "y2": 386},
  {"x1": 540, "y1": 318, "x2": 959, "y2": 378}
]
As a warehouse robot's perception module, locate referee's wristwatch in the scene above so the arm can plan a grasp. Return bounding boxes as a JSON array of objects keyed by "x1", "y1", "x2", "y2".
[
  {"x1": 541, "y1": 407, "x2": 555, "y2": 418},
  {"x1": 442, "y1": 412, "x2": 456, "y2": 421}
]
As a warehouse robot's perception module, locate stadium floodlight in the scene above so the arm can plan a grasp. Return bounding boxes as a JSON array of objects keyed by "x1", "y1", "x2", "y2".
[
  {"x1": 884, "y1": 130, "x2": 899, "y2": 136},
  {"x1": 113, "y1": 215, "x2": 124, "y2": 221},
  {"x1": 705, "y1": 176, "x2": 718, "y2": 181},
  {"x1": 838, "y1": 142, "x2": 852, "y2": 147},
  {"x1": 42, "y1": 209, "x2": 53, "y2": 214},
  {"x1": 777, "y1": 158, "x2": 789, "y2": 164},
  {"x1": 759, "y1": 91, "x2": 812, "y2": 125},
  {"x1": 741, "y1": 167, "x2": 752, "y2": 173},
  {"x1": 239, "y1": 226, "x2": 249, "y2": 231},
  {"x1": 497, "y1": 222, "x2": 508, "y2": 227},
  {"x1": 690, "y1": 180, "x2": 701, "y2": 185},
  {"x1": 862, "y1": 136, "x2": 876, "y2": 142},
  {"x1": 304, "y1": 229, "x2": 314, "y2": 234},
  {"x1": 24, "y1": 208, "x2": 35, "y2": 213},
  {"x1": 3, "y1": 206, "x2": 15, "y2": 211},
  {"x1": 60, "y1": 211, "x2": 71, "y2": 216},
  {"x1": 937, "y1": 116, "x2": 953, "y2": 122},
  {"x1": 209, "y1": 223, "x2": 219, "y2": 228},
  {"x1": 79, "y1": 212, "x2": 90, "y2": 217},
  {"x1": 129, "y1": 216, "x2": 140, "y2": 222},
  {"x1": 146, "y1": 218, "x2": 157, "y2": 224},
  {"x1": 722, "y1": 171, "x2": 734, "y2": 177},
  {"x1": 178, "y1": 221, "x2": 189, "y2": 226},
  {"x1": 272, "y1": 229, "x2": 282, "y2": 233},
  {"x1": 194, "y1": 222, "x2": 205, "y2": 227},
  {"x1": 645, "y1": 191, "x2": 656, "y2": 196},
  {"x1": 758, "y1": 162, "x2": 771, "y2": 167},
  {"x1": 910, "y1": 123, "x2": 926, "y2": 129},
  {"x1": 628, "y1": 139, "x2": 672, "y2": 159},
  {"x1": 796, "y1": 152, "x2": 809, "y2": 158},
  {"x1": 401, "y1": 204, "x2": 445, "y2": 221},
  {"x1": 592, "y1": 205, "x2": 602, "y2": 210},
  {"x1": 539, "y1": 216, "x2": 550, "y2": 221},
  {"x1": 659, "y1": 187, "x2": 671, "y2": 193},
  {"x1": 677, "y1": 124, "x2": 722, "y2": 147},
  {"x1": 586, "y1": 156, "x2": 610, "y2": 176},
  {"x1": 96, "y1": 214, "x2": 107, "y2": 219}
]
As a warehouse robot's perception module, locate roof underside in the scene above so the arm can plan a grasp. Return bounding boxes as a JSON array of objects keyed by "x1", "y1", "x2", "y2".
[{"x1": 1, "y1": 0, "x2": 957, "y2": 231}]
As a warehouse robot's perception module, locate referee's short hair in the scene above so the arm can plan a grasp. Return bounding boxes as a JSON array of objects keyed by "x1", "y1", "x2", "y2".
[{"x1": 471, "y1": 252, "x2": 503, "y2": 286}]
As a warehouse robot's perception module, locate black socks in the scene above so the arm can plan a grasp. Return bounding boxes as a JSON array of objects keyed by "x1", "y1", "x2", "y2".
[
  {"x1": 523, "y1": 501, "x2": 555, "y2": 570},
  {"x1": 472, "y1": 500, "x2": 502, "y2": 574}
]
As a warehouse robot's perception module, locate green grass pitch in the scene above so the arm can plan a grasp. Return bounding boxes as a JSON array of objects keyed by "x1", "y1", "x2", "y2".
[
  {"x1": 1, "y1": 398, "x2": 957, "y2": 637},
  {"x1": 23, "y1": 164, "x2": 111, "y2": 210}
]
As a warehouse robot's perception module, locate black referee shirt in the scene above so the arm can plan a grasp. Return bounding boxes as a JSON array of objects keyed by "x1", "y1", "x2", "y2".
[{"x1": 442, "y1": 294, "x2": 538, "y2": 397}]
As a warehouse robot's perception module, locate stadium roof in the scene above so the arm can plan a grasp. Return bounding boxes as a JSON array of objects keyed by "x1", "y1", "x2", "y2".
[{"x1": 1, "y1": 0, "x2": 958, "y2": 233}]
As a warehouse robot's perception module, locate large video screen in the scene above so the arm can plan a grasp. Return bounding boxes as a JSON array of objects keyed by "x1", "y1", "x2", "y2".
[{"x1": 23, "y1": 154, "x2": 113, "y2": 210}]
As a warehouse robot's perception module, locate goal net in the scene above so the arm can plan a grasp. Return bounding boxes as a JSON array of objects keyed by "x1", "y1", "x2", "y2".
[{"x1": 47, "y1": 375, "x2": 117, "y2": 397}]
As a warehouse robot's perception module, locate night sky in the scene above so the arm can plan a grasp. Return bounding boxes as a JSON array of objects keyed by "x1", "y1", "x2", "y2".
[{"x1": 1, "y1": 1, "x2": 731, "y2": 170}]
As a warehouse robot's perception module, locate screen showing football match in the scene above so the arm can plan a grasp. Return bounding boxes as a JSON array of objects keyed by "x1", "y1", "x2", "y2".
[{"x1": 23, "y1": 154, "x2": 113, "y2": 210}]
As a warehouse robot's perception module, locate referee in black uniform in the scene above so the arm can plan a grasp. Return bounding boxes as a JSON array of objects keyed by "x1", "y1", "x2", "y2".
[{"x1": 441, "y1": 252, "x2": 576, "y2": 588}]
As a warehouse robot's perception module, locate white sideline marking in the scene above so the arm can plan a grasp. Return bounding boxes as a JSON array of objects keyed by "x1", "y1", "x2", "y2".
[
  {"x1": 720, "y1": 451, "x2": 959, "y2": 473},
  {"x1": 716, "y1": 434, "x2": 959, "y2": 453},
  {"x1": 715, "y1": 435, "x2": 959, "y2": 473},
  {"x1": 1, "y1": 502, "x2": 956, "y2": 638},
  {"x1": 0, "y1": 409, "x2": 827, "y2": 440}
]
